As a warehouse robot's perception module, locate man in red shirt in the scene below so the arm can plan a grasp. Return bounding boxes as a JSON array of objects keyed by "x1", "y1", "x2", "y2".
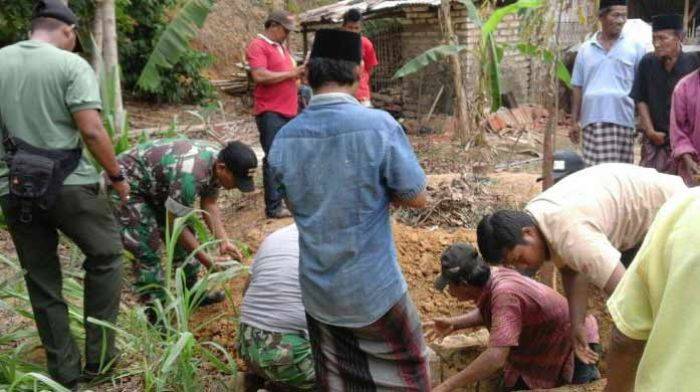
[
  {"x1": 341, "y1": 8, "x2": 379, "y2": 107},
  {"x1": 427, "y1": 244, "x2": 600, "y2": 391},
  {"x1": 246, "y1": 10, "x2": 305, "y2": 218}
]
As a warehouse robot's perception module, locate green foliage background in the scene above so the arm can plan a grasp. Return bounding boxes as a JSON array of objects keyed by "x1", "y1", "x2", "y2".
[{"x1": 0, "y1": 0, "x2": 216, "y2": 105}]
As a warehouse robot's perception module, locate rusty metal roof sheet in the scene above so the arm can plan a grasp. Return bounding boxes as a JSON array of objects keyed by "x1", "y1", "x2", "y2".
[{"x1": 300, "y1": 0, "x2": 441, "y2": 26}]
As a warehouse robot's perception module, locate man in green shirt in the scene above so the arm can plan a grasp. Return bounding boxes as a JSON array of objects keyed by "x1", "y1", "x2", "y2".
[{"x1": 0, "y1": 1, "x2": 129, "y2": 389}]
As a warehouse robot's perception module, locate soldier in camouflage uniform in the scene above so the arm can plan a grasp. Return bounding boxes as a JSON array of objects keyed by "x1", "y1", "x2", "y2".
[{"x1": 107, "y1": 138, "x2": 257, "y2": 308}]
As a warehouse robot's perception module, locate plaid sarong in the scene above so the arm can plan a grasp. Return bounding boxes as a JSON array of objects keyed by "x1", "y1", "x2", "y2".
[
  {"x1": 582, "y1": 122, "x2": 635, "y2": 166},
  {"x1": 306, "y1": 293, "x2": 431, "y2": 391}
]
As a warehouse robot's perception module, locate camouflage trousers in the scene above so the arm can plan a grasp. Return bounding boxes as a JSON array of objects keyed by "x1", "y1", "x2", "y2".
[
  {"x1": 238, "y1": 323, "x2": 316, "y2": 391},
  {"x1": 111, "y1": 193, "x2": 199, "y2": 304}
]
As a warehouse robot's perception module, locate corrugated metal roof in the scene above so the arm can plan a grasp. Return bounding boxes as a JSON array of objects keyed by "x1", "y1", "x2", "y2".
[{"x1": 300, "y1": 0, "x2": 441, "y2": 26}]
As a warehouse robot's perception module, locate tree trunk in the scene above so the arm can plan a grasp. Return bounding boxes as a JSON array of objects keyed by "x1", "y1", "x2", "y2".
[
  {"x1": 439, "y1": 0, "x2": 469, "y2": 144},
  {"x1": 91, "y1": 0, "x2": 104, "y2": 75},
  {"x1": 101, "y1": 0, "x2": 125, "y2": 132}
]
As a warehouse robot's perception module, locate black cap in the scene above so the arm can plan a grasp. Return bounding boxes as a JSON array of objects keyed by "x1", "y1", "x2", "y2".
[
  {"x1": 33, "y1": 0, "x2": 78, "y2": 26},
  {"x1": 343, "y1": 8, "x2": 363, "y2": 24},
  {"x1": 310, "y1": 29, "x2": 362, "y2": 64},
  {"x1": 221, "y1": 141, "x2": 257, "y2": 193},
  {"x1": 599, "y1": 0, "x2": 627, "y2": 10},
  {"x1": 652, "y1": 14, "x2": 683, "y2": 32},
  {"x1": 537, "y1": 150, "x2": 586, "y2": 183},
  {"x1": 434, "y1": 243, "x2": 483, "y2": 290},
  {"x1": 32, "y1": 0, "x2": 83, "y2": 52},
  {"x1": 266, "y1": 10, "x2": 298, "y2": 32}
]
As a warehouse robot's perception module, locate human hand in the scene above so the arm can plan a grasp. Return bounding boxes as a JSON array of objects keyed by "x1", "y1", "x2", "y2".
[
  {"x1": 219, "y1": 240, "x2": 244, "y2": 262},
  {"x1": 424, "y1": 318, "x2": 455, "y2": 342},
  {"x1": 646, "y1": 130, "x2": 666, "y2": 146},
  {"x1": 569, "y1": 124, "x2": 581, "y2": 144},
  {"x1": 293, "y1": 65, "x2": 306, "y2": 79},
  {"x1": 110, "y1": 180, "x2": 131, "y2": 207},
  {"x1": 572, "y1": 324, "x2": 598, "y2": 364}
]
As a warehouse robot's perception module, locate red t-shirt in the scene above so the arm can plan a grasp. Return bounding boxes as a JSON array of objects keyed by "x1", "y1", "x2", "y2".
[
  {"x1": 246, "y1": 36, "x2": 298, "y2": 118},
  {"x1": 477, "y1": 268, "x2": 599, "y2": 389},
  {"x1": 356, "y1": 36, "x2": 379, "y2": 102}
]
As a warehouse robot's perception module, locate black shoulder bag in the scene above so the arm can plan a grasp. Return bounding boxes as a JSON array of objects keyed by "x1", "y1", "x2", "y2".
[{"x1": 1, "y1": 112, "x2": 82, "y2": 223}]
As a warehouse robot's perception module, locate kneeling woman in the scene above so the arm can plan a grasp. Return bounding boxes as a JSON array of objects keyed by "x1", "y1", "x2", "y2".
[{"x1": 428, "y1": 244, "x2": 600, "y2": 391}]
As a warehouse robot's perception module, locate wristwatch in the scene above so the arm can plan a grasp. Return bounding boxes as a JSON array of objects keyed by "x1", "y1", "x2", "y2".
[{"x1": 108, "y1": 170, "x2": 126, "y2": 183}]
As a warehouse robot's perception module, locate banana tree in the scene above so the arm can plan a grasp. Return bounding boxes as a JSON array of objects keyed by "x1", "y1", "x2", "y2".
[
  {"x1": 394, "y1": 0, "x2": 571, "y2": 112},
  {"x1": 137, "y1": 0, "x2": 216, "y2": 92}
]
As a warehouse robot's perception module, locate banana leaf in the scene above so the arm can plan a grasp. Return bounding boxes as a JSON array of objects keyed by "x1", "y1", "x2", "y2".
[
  {"x1": 481, "y1": 0, "x2": 543, "y2": 39},
  {"x1": 393, "y1": 44, "x2": 467, "y2": 79},
  {"x1": 137, "y1": 0, "x2": 215, "y2": 92}
]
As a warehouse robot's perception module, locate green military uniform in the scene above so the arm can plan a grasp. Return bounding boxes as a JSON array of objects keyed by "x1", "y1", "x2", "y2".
[
  {"x1": 0, "y1": 40, "x2": 123, "y2": 386},
  {"x1": 238, "y1": 323, "x2": 316, "y2": 390},
  {"x1": 112, "y1": 138, "x2": 221, "y2": 303}
]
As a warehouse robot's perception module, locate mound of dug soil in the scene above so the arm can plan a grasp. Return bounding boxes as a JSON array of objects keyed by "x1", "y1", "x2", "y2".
[{"x1": 394, "y1": 223, "x2": 477, "y2": 319}]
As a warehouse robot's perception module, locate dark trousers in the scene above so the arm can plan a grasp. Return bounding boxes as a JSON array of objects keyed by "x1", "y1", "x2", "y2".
[
  {"x1": 255, "y1": 112, "x2": 291, "y2": 216},
  {"x1": 0, "y1": 184, "x2": 124, "y2": 385}
]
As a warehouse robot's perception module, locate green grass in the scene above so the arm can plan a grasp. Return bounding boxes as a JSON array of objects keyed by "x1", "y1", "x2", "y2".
[{"x1": 0, "y1": 211, "x2": 248, "y2": 392}]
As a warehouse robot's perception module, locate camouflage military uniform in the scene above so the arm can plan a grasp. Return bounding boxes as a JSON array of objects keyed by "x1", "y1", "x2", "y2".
[
  {"x1": 238, "y1": 323, "x2": 316, "y2": 390},
  {"x1": 110, "y1": 138, "x2": 221, "y2": 303}
]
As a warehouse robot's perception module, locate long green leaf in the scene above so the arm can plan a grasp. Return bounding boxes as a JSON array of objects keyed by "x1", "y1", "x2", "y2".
[
  {"x1": 393, "y1": 44, "x2": 468, "y2": 79},
  {"x1": 482, "y1": 0, "x2": 542, "y2": 39},
  {"x1": 137, "y1": 0, "x2": 215, "y2": 92},
  {"x1": 160, "y1": 332, "x2": 194, "y2": 375},
  {"x1": 455, "y1": 0, "x2": 483, "y2": 27},
  {"x1": 486, "y1": 36, "x2": 502, "y2": 111}
]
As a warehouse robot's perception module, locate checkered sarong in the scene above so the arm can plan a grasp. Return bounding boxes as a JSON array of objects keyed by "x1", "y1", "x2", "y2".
[
  {"x1": 306, "y1": 293, "x2": 430, "y2": 391},
  {"x1": 582, "y1": 122, "x2": 635, "y2": 166}
]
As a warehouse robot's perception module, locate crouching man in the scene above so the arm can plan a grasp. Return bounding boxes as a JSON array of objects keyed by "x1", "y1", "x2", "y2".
[
  {"x1": 107, "y1": 138, "x2": 257, "y2": 319},
  {"x1": 427, "y1": 244, "x2": 600, "y2": 391},
  {"x1": 476, "y1": 163, "x2": 686, "y2": 363},
  {"x1": 238, "y1": 224, "x2": 315, "y2": 391}
]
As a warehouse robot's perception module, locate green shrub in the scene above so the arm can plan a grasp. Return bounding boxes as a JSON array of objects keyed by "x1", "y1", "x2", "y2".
[{"x1": 0, "y1": 0, "x2": 216, "y2": 105}]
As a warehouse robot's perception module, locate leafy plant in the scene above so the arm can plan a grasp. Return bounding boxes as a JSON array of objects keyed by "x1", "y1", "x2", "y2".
[
  {"x1": 137, "y1": 0, "x2": 216, "y2": 93},
  {"x1": 394, "y1": 0, "x2": 571, "y2": 112},
  {"x1": 0, "y1": 212, "x2": 247, "y2": 391}
]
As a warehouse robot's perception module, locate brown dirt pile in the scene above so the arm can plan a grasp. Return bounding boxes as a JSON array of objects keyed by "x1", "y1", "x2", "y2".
[{"x1": 394, "y1": 223, "x2": 478, "y2": 319}]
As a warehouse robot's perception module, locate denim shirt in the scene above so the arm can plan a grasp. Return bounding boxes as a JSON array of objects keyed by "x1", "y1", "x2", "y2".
[
  {"x1": 268, "y1": 93, "x2": 426, "y2": 327},
  {"x1": 572, "y1": 32, "x2": 647, "y2": 128}
]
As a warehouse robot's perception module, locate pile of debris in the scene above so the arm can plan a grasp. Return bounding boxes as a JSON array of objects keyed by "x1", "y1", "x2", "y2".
[
  {"x1": 395, "y1": 173, "x2": 519, "y2": 228},
  {"x1": 485, "y1": 104, "x2": 550, "y2": 133},
  {"x1": 211, "y1": 63, "x2": 251, "y2": 95},
  {"x1": 371, "y1": 88, "x2": 403, "y2": 115}
]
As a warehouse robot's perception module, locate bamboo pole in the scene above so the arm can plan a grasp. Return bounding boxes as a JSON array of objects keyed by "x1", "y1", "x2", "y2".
[
  {"x1": 684, "y1": 0, "x2": 691, "y2": 33},
  {"x1": 439, "y1": 0, "x2": 469, "y2": 144}
]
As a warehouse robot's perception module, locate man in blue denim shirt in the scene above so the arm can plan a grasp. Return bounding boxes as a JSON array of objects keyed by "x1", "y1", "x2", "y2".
[{"x1": 268, "y1": 29, "x2": 430, "y2": 390}]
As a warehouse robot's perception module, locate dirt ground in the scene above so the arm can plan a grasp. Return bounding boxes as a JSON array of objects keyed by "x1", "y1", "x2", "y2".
[
  {"x1": 0, "y1": 100, "x2": 613, "y2": 391},
  {"x1": 189, "y1": 165, "x2": 610, "y2": 392}
]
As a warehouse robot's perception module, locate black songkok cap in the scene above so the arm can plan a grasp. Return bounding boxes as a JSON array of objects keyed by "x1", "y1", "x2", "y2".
[
  {"x1": 652, "y1": 14, "x2": 683, "y2": 32},
  {"x1": 310, "y1": 29, "x2": 362, "y2": 64},
  {"x1": 599, "y1": 0, "x2": 627, "y2": 10},
  {"x1": 32, "y1": 0, "x2": 79, "y2": 26}
]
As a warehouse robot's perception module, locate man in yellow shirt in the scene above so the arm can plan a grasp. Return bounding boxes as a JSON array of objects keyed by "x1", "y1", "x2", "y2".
[{"x1": 606, "y1": 188, "x2": 700, "y2": 391}]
